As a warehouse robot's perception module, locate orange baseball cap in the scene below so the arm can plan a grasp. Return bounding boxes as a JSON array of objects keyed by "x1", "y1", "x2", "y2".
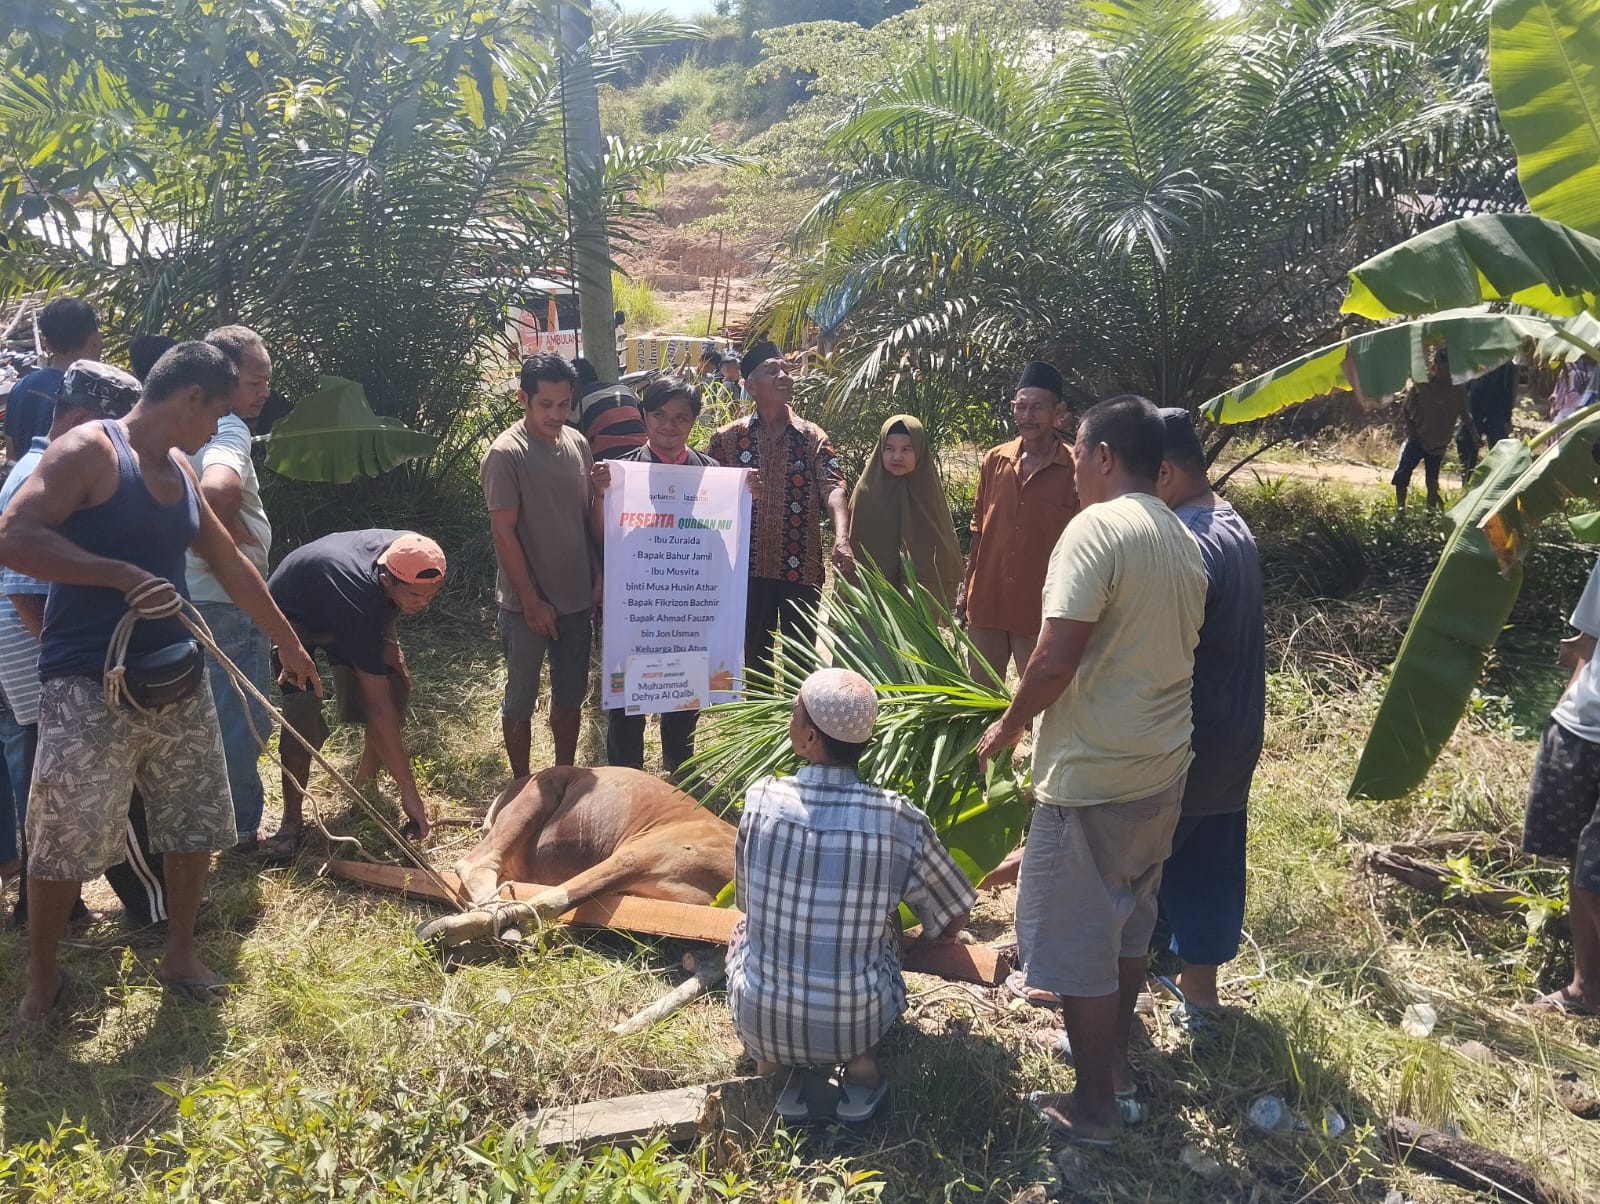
[{"x1": 378, "y1": 533, "x2": 447, "y2": 585}]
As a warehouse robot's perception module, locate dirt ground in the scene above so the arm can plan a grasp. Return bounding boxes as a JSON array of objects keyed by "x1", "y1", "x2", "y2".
[{"x1": 617, "y1": 176, "x2": 771, "y2": 338}]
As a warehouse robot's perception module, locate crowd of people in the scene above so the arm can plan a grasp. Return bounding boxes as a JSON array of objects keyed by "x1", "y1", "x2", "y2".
[
  {"x1": 0, "y1": 297, "x2": 1595, "y2": 1142},
  {"x1": 1391, "y1": 344, "x2": 1594, "y2": 512}
]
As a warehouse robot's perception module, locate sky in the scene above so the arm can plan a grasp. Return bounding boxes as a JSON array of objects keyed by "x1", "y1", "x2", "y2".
[{"x1": 613, "y1": 0, "x2": 715, "y2": 16}]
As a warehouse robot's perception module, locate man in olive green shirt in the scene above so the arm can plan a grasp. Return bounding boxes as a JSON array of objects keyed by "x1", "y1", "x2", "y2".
[
  {"x1": 1393, "y1": 346, "x2": 1475, "y2": 513},
  {"x1": 978, "y1": 394, "x2": 1205, "y2": 1146}
]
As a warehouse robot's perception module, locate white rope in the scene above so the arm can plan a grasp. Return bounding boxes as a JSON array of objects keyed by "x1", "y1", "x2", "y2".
[{"x1": 104, "y1": 579, "x2": 468, "y2": 910}]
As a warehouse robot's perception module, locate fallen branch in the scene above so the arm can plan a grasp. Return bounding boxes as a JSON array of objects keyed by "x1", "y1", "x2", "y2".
[
  {"x1": 1363, "y1": 847, "x2": 1527, "y2": 916},
  {"x1": 1360, "y1": 846, "x2": 1566, "y2": 934},
  {"x1": 1383, "y1": 1117, "x2": 1597, "y2": 1204},
  {"x1": 611, "y1": 950, "x2": 726, "y2": 1036}
]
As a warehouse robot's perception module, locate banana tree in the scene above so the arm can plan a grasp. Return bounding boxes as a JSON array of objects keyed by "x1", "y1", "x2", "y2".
[
  {"x1": 259, "y1": 377, "x2": 437, "y2": 485},
  {"x1": 681, "y1": 557, "x2": 1028, "y2": 887},
  {"x1": 1201, "y1": 0, "x2": 1600, "y2": 799}
]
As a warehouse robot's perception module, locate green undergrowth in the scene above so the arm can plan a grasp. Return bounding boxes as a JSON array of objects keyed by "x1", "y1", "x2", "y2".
[{"x1": 3, "y1": 480, "x2": 1599, "y2": 1200}]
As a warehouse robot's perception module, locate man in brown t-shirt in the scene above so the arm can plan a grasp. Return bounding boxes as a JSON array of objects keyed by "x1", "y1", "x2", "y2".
[
  {"x1": 1393, "y1": 346, "x2": 1475, "y2": 513},
  {"x1": 956, "y1": 361, "x2": 1079, "y2": 687},
  {"x1": 481, "y1": 354, "x2": 600, "y2": 775}
]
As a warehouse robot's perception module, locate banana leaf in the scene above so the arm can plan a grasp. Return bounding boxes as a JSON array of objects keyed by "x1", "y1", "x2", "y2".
[
  {"x1": 1480, "y1": 406, "x2": 1600, "y2": 572},
  {"x1": 1203, "y1": 310, "x2": 1560, "y2": 425},
  {"x1": 260, "y1": 376, "x2": 437, "y2": 484},
  {"x1": 1570, "y1": 510, "x2": 1600, "y2": 541},
  {"x1": 1348, "y1": 439, "x2": 1533, "y2": 800},
  {"x1": 1536, "y1": 309, "x2": 1600, "y2": 359},
  {"x1": 1489, "y1": 0, "x2": 1600, "y2": 238},
  {"x1": 1341, "y1": 214, "x2": 1600, "y2": 321},
  {"x1": 681, "y1": 556, "x2": 1027, "y2": 887}
]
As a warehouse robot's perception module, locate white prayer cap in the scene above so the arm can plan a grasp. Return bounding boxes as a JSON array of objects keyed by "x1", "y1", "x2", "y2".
[{"x1": 798, "y1": 668, "x2": 878, "y2": 744}]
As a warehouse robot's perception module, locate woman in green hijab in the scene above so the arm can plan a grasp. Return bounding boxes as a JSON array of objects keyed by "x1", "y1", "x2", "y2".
[{"x1": 847, "y1": 414, "x2": 963, "y2": 611}]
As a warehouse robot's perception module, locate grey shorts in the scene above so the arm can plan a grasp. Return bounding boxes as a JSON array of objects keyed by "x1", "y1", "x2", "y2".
[
  {"x1": 499, "y1": 607, "x2": 592, "y2": 720},
  {"x1": 1016, "y1": 778, "x2": 1184, "y2": 998},
  {"x1": 26, "y1": 675, "x2": 235, "y2": 880}
]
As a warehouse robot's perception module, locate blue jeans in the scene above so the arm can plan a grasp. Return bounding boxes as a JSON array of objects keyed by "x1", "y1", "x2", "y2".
[{"x1": 197, "y1": 600, "x2": 273, "y2": 841}]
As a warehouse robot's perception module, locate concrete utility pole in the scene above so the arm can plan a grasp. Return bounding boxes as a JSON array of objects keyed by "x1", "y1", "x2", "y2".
[{"x1": 559, "y1": 1, "x2": 619, "y2": 384}]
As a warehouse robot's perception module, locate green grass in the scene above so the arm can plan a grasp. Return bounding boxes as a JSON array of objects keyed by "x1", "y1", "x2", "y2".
[
  {"x1": 3, "y1": 483, "x2": 1600, "y2": 1200},
  {"x1": 613, "y1": 272, "x2": 671, "y2": 335}
]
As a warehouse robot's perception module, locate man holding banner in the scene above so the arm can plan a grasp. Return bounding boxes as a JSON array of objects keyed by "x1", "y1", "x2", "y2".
[
  {"x1": 594, "y1": 377, "x2": 754, "y2": 773},
  {"x1": 706, "y1": 341, "x2": 851, "y2": 676}
]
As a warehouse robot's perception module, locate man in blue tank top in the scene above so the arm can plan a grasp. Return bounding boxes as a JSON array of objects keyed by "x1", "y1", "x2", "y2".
[{"x1": 0, "y1": 341, "x2": 320, "y2": 1026}]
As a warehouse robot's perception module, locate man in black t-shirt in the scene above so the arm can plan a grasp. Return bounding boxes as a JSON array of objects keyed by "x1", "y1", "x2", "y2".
[{"x1": 260, "y1": 529, "x2": 446, "y2": 861}]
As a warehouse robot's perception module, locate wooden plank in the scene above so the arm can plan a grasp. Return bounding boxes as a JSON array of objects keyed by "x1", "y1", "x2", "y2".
[
  {"x1": 326, "y1": 859, "x2": 1011, "y2": 985},
  {"x1": 528, "y1": 1084, "x2": 712, "y2": 1148},
  {"x1": 522, "y1": 1075, "x2": 773, "y2": 1149}
]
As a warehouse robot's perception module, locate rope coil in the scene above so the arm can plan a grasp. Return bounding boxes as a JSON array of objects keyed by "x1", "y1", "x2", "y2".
[{"x1": 104, "y1": 578, "x2": 469, "y2": 910}]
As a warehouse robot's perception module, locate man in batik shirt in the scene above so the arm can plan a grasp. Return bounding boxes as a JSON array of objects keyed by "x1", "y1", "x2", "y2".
[{"x1": 706, "y1": 342, "x2": 852, "y2": 678}]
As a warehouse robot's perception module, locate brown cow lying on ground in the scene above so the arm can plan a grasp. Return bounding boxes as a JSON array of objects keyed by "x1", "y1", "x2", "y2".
[{"x1": 416, "y1": 765, "x2": 735, "y2": 949}]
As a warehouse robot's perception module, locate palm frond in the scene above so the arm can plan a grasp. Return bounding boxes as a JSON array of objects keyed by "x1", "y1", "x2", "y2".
[{"x1": 682, "y1": 558, "x2": 1027, "y2": 885}]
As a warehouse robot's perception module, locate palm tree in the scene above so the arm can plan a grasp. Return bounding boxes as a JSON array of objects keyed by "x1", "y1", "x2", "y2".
[
  {"x1": 759, "y1": 0, "x2": 1512, "y2": 413},
  {"x1": 0, "y1": 0, "x2": 728, "y2": 483},
  {"x1": 1197, "y1": 0, "x2": 1600, "y2": 801}
]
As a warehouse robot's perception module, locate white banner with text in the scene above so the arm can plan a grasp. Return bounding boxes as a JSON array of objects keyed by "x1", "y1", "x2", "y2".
[{"x1": 601, "y1": 461, "x2": 750, "y2": 714}]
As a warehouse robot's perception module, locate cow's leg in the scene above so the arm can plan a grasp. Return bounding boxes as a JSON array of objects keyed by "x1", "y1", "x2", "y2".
[
  {"x1": 417, "y1": 773, "x2": 569, "y2": 949},
  {"x1": 500, "y1": 838, "x2": 660, "y2": 927},
  {"x1": 453, "y1": 773, "x2": 569, "y2": 905},
  {"x1": 423, "y1": 834, "x2": 674, "y2": 951}
]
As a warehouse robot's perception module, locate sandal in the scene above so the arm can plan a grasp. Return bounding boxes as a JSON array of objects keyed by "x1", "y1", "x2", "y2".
[
  {"x1": 255, "y1": 828, "x2": 302, "y2": 867},
  {"x1": 1027, "y1": 1031, "x2": 1142, "y2": 1124},
  {"x1": 775, "y1": 1069, "x2": 810, "y2": 1122},
  {"x1": 1005, "y1": 968, "x2": 1063, "y2": 1008},
  {"x1": 1024, "y1": 1091, "x2": 1117, "y2": 1148},
  {"x1": 1169, "y1": 1001, "x2": 1223, "y2": 1033},
  {"x1": 1522, "y1": 990, "x2": 1599, "y2": 1017},
  {"x1": 161, "y1": 972, "x2": 231, "y2": 1007},
  {"x1": 835, "y1": 1075, "x2": 889, "y2": 1123}
]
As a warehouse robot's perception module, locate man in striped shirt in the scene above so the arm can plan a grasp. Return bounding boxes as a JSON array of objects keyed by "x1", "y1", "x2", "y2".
[{"x1": 726, "y1": 667, "x2": 974, "y2": 1122}]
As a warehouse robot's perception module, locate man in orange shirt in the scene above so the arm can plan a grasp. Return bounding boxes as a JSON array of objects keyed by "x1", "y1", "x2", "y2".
[{"x1": 956, "y1": 362, "x2": 1079, "y2": 686}]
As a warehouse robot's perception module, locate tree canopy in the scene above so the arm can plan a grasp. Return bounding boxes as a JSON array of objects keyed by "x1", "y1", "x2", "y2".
[
  {"x1": 758, "y1": 0, "x2": 1515, "y2": 413},
  {"x1": 1, "y1": 0, "x2": 727, "y2": 480}
]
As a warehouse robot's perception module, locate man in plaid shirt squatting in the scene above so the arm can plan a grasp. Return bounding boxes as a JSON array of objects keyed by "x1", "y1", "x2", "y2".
[{"x1": 726, "y1": 667, "x2": 975, "y2": 1123}]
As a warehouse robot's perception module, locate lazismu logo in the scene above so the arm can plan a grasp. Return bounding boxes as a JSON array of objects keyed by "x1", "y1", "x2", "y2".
[{"x1": 648, "y1": 484, "x2": 710, "y2": 503}]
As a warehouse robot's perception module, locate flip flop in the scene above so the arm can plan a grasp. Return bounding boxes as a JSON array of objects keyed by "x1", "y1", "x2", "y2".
[
  {"x1": 1025, "y1": 1032, "x2": 1142, "y2": 1124},
  {"x1": 1005, "y1": 969, "x2": 1063, "y2": 1008},
  {"x1": 255, "y1": 829, "x2": 302, "y2": 867},
  {"x1": 1522, "y1": 990, "x2": 1599, "y2": 1017},
  {"x1": 1024, "y1": 1091, "x2": 1117, "y2": 1148},
  {"x1": 1169, "y1": 1001, "x2": 1223, "y2": 1033},
  {"x1": 775, "y1": 1069, "x2": 810, "y2": 1122},
  {"x1": 835, "y1": 1075, "x2": 889, "y2": 1123},
  {"x1": 1030, "y1": 1027, "x2": 1075, "y2": 1061},
  {"x1": 161, "y1": 973, "x2": 231, "y2": 1007}
]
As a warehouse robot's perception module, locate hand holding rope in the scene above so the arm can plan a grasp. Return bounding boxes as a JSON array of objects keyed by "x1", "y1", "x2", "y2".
[{"x1": 104, "y1": 576, "x2": 469, "y2": 910}]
